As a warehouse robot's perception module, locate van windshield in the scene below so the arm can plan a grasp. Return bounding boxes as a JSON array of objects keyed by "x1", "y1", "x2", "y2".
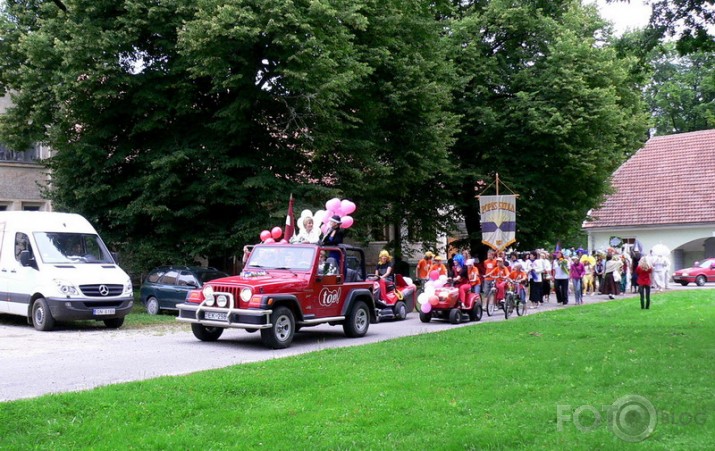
[{"x1": 33, "y1": 232, "x2": 115, "y2": 264}]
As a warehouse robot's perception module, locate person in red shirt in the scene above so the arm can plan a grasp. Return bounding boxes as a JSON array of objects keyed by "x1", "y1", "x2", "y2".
[{"x1": 636, "y1": 257, "x2": 653, "y2": 309}]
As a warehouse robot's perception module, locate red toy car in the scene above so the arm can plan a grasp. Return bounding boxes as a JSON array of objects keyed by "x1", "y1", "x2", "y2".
[
  {"x1": 418, "y1": 280, "x2": 483, "y2": 324},
  {"x1": 371, "y1": 274, "x2": 417, "y2": 321}
]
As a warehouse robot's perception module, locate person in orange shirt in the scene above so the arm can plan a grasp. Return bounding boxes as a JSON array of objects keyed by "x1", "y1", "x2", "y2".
[
  {"x1": 459, "y1": 258, "x2": 481, "y2": 305},
  {"x1": 509, "y1": 262, "x2": 528, "y2": 302},
  {"x1": 430, "y1": 255, "x2": 448, "y2": 277},
  {"x1": 416, "y1": 251, "x2": 434, "y2": 281},
  {"x1": 486, "y1": 258, "x2": 510, "y2": 303},
  {"x1": 482, "y1": 249, "x2": 498, "y2": 298}
]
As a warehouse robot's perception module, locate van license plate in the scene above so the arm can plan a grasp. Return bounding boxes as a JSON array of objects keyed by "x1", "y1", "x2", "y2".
[
  {"x1": 93, "y1": 308, "x2": 115, "y2": 315},
  {"x1": 205, "y1": 312, "x2": 228, "y2": 321}
]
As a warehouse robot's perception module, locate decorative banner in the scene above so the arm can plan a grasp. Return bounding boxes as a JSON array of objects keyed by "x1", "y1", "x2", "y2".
[{"x1": 479, "y1": 195, "x2": 516, "y2": 251}]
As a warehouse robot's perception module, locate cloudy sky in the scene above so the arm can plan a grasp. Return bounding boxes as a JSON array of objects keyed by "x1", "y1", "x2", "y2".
[{"x1": 593, "y1": 0, "x2": 652, "y2": 35}]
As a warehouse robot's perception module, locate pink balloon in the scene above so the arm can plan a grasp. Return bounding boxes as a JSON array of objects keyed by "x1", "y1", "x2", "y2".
[
  {"x1": 421, "y1": 302, "x2": 432, "y2": 314},
  {"x1": 260, "y1": 230, "x2": 271, "y2": 241},
  {"x1": 321, "y1": 224, "x2": 330, "y2": 235},
  {"x1": 429, "y1": 295, "x2": 439, "y2": 306},
  {"x1": 271, "y1": 226, "x2": 282, "y2": 240},
  {"x1": 333, "y1": 207, "x2": 346, "y2": 217},
  {"x1": 279, "y1": 239, "x2": 287, "y2": 243},
  {"x1": 429, "y1": 270, "x2": 440, "y2": 281},
  {"x1": 341, "y1": 199, "x2": 356, "y2": 215},
  {"x1": 323, "y1": 211, "x2": 335, "y2": 225},
  {"x1": 326, "y1": 197, "x2": 341, "y2": 212},
  {"x1": 264, "y1": 238, "x2": 275, "y2": 244},
  {"x1": 340, "y1": 215, "x2": 354, "y2": 229}
]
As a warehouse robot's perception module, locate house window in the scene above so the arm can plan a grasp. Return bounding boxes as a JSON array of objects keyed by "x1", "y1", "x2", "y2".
[
  {"x1": 370, "y1": 224, "x2": 390, "y2": 242},
  {"x1": 22, "y1": 203, "x2": 42, "y2": 211},
  {"x1": 0, "y1": 205, "x2": 7, "y2": 211}
]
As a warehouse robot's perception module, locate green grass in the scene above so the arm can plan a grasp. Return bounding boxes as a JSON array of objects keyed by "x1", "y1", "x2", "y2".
[{"x1": 1, "y1": 290, "x2": 713, "y2": 450}]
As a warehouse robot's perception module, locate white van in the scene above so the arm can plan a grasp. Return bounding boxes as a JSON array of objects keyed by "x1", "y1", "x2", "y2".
[{"x1": 0, "y1": 211, "x2": 133, "y2": 330}]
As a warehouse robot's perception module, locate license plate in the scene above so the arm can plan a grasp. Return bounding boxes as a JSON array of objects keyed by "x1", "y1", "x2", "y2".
[
  {"x1": 205, "y1": 311, "x2": 228, "y2": 321},
  {"x1": 93, "y1": 308, "x2": 115, "y2": 315}
]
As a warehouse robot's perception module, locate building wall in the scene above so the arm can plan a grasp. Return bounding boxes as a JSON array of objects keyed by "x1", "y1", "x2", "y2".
[
  {"x1": 587, "y1": 224, "x2": 715, "y2": 271},
  {"x1": 0, "y1": 161, "x2": 52, "y2": 211}
]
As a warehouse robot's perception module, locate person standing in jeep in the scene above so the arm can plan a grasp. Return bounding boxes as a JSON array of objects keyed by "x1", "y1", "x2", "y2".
[{"x1": 176, "y1": 243, "x2": 376, "y2": 349}]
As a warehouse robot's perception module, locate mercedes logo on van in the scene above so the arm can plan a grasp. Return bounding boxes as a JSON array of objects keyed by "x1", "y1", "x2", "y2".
[{"x1": 98, "y1": 285, "x2": 110, "y2": 296}]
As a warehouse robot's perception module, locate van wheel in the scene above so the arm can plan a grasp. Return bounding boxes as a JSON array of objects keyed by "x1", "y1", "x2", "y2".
[
  {"x1": 104, "y1": 317, "x2": 125, "y2": 329},
  {"x1": 32, "y1": 298, "x2": 55, "y2": 331}
]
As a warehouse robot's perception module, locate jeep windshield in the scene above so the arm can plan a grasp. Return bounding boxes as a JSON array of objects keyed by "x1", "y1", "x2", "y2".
[
  {"x1": 33, "y1": 232, "x2": 115, "y2": 264},
  {"x1": 245, "y1": 246, "x2": 316, "y2": 271}
]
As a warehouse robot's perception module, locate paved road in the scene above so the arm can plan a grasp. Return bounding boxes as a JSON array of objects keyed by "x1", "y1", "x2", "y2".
[{"x1": 0, "y1": 285, "x2": 687, "y2": 402}]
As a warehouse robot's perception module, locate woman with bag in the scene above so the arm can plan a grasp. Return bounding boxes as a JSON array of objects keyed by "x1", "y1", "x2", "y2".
[{"x1": 602, "y1": 254, "x2": 623, "y2": 299}]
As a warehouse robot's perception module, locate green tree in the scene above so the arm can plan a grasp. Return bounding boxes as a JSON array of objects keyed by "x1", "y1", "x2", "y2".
[
  {"x1": 446, "y1": 0, "x2": 649, "y2": 253},
  {"x1": 0, "y1": 0, "x2": 458, "y2": 272},
  {"x1": 645, "y1": 43, "x2": 715, "y2": 135}
]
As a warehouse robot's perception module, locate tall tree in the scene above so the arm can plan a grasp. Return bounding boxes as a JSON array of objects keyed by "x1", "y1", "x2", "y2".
[
  {"x1": 446, "y1": 0, "x2": 649, "y2": 253},
  {"x1": 645, "y1": 43, "x2": 715, "y2": 135},
  {"x1": 0, "y1": 0, "x2": 457, "y2": 272}
]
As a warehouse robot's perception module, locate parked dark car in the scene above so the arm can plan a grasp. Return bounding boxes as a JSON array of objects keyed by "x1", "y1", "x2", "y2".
[
  {"x1": 140, "y1": 266, "x2": 229, "y2": 314},
  {"x1": 672, "y1": 258, "x2": 715, "y2": 286}
]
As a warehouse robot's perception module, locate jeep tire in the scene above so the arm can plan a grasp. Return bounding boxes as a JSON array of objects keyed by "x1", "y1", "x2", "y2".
[
  {"x1": 261, "y1": 306, "x2": 295, "y2": 349},
  {"x1": 343, "y1": 300, "x2": 370, "y2": 338},
  {"x1": 191, "y1": 324, "x2": 224, "y2": 342}
]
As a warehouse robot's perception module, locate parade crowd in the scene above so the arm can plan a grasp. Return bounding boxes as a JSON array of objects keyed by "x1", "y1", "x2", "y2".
[{"x1": 412, "y1": 247, "x2": 670, "y2": 311}]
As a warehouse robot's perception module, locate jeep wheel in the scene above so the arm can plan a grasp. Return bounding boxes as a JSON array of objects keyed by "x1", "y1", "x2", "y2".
[
  {"x1": 103, "y1": 317, "x2": 125, "y2": 329},
  {"x1": 343, "y1": 301, "x2": 370, "y2": 338},
  {"x1": 32, "y1": 298, "x2": 55, "y2": 331},
  {"x1": 394, "y1": 301, "x2": 407, "y2": 320},
  {"x1": 191, "y1": 324, "x2": 224, "y2": 342},
  {"x1": 261, "y1": 306, "x2": 295, "y2": 349}
]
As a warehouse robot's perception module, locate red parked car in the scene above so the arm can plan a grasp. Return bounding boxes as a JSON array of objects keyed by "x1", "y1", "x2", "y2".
[{"x1": 672, "y1": 258, "x2": 715, "y2": 286}]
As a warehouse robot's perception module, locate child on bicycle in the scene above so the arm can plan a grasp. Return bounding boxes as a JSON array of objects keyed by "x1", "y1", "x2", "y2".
[
  {"x1": 485, "y1": 258, "x2": 510, "y2": 305},
  {"x1": 509, "y1": 262, "x2": 528, "y2": 303}
]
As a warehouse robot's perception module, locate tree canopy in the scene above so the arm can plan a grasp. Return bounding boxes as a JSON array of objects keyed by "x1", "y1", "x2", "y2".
[{"x1": 1, "y1": 0, "x2": 651, "y2": 273}]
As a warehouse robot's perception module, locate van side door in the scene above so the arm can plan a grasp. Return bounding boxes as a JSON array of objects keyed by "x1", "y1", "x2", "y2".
[
  {"x1": 4, "y1": 232, "x2": 38, "y2": 316},
  {"x1": 0, "y1": 221, "x2": 7, "y2": 312}
]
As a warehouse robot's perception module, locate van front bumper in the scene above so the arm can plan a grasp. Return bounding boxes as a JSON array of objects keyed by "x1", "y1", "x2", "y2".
[{"x1": 46, "y1": 296, "x2": 134, "y2": 321}]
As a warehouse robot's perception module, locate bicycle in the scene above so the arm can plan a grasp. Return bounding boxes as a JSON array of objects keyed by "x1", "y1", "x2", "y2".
[{"x1": 502, "y1": 280, "x2": 528, "y2": 319}]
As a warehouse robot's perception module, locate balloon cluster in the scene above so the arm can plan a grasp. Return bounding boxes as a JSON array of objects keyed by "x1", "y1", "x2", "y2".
[
  {"x1": 416, "y1": 272, "x2": 450, "y2": 313},
  {"x1": 259, "y1": 227, "x2": 287, "y2": 244},
  {"x1": 257, "y1": 197, "x2": 357, "y2": 243},
  {"x1": 318, "y1": 197, "x2": 356, "y2": 234}
]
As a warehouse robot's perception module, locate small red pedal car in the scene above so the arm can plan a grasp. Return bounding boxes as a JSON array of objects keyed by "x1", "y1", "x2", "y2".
[
  {"x1": 371, "y1": 274, "x2": 417, "y2": 321},
  {"x1": 419, "y1": 280, "x2": 483, "y2": 324}
]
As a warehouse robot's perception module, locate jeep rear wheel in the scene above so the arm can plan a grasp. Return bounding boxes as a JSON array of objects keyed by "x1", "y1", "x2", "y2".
[
  {"x1": 261, "y1": 306, "x2": 295, "y2": 349},
  {"x1": 191, "y1": 324, "x2": 224, "y2": 342},
  {"x1": 343, "y1": 301, "x2": 369, "y2": 338}
]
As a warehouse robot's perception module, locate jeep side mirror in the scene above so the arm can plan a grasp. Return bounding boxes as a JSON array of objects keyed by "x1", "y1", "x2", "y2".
[{"x1": 336, "y1": 275, "x2": 342, "y2": 284}]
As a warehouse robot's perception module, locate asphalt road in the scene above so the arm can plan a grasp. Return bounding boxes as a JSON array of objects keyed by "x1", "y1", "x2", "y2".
[{"x1": 0, "y1": 284, "x2": 692, "y2": 402}]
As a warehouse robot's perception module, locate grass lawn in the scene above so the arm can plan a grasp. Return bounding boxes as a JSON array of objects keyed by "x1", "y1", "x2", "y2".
[{"x1": 1, "y1": 290, "x2": 713, "y2": 450}]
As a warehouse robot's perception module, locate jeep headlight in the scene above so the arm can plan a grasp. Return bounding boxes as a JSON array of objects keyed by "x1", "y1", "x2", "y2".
[
  {"x1": 54, "y1": 279, "x2": 79, "y2": 296},
  {"x1": 217, "y1": 294, "x2": 228, "y2": 308},
  {"x1": 240, "y1": 287, "x2": 253, "y2": 302},
  {"x1": 203, "y1": 285, "x2": 215, "y2": 306}
]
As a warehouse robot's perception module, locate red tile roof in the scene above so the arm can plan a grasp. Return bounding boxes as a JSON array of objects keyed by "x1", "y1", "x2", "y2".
[{"x1": 583, "y1": 129, "x2": 715, "y2": 229}]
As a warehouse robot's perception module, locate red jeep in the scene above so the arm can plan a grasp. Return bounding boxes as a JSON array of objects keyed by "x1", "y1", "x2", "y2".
[{"x1": 176, "y1": 243, "x2": 376, "y2": 348}]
